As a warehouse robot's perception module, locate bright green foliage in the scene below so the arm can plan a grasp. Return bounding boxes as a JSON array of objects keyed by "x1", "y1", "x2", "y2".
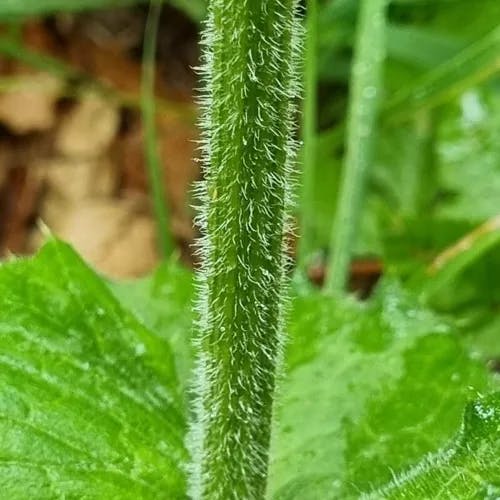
[
  {"x1": 305, "y1": 0, "x2": 500, "y2": 274},
  {"x1": 191, "y1": 0, "x2": 301, "y2": 498},
  {"x1": 109, "y1": 261, "x2": 194, "y2": 391},
  {"x1": 0, "y1": 241, "x2": 186, "y2": 498},
  {"x1": 386, "y1": 26, "x2": 500, "y2": 123},
  {"x1": 371, "y1": 392, "x2": 500, "y2": 499},
  {"x1": 435, "y1": 89, "x2": 500, "y2": 223},
  {"x1": 268, "y1": 283, "x2": 492, "y2": 498},
  {"x1": 0, "y1": 241, "x2": 499, "y2": 498}
]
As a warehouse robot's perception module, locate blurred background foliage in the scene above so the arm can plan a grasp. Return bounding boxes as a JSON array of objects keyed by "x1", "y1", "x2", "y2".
[{"x1": 0, "y1": 0, "x2": 499, "y2": 366}]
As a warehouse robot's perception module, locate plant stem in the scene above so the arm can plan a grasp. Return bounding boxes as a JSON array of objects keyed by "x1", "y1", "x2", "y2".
[
  {"x1": 141, "y1": 0, "x2": 173, "y2": 258},
  {"x1": 325, "y1": 0, "x2": 388, "y2": 295},
  {"x1": 190, "y1": 1, "x2": 301, "y2": 498},
  {"x1": 401, "y1": 111, "x2": 435, "y2": 217},
  {"x1": 298, "y1": 0, "x2": 319, "y2": 267}
]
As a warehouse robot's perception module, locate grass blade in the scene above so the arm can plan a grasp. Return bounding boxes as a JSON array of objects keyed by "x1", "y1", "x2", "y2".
[
  {"x1": 325, "y1": 0, "x2": 388, "y2": 294},
  {"x1": 423, "y1": 216, "x2": 500, "y2": 300},
  {"x1": 385, "y1": 26, "x2": 500, "y2": 122},
  {"x1": 141, "y1": 0, "x2": 173, "y2": 258},
  {"x1": 298, "y1": 0, "x2": 319, "y2": 267}
]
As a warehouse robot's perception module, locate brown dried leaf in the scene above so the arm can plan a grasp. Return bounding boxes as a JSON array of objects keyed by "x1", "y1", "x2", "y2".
[
  {"x1": 32, "y1": 198, "x2": 159, "y2": 279},
  {"x1": 37, "y1": 156, "x2": 117, "y2": 206},
  {"x1": 0, "y1": 73, "x2": 62, "y2": 134},
  {"x1": 0, "y1": 167, "x2": 42, "y2": 255},
  {"x1": 56, "y1": 93, "x2": 119, "y2": 157}
]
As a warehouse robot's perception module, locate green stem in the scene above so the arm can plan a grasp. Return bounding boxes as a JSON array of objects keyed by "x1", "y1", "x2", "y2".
[
  {"x1": 141, "y1": 0, "x2": 173, "y2": 258},
  {"x1": 190, "y1": 1, "x2": 301, "y2": 498},
  {"x1": 401, "y1": 111, "x2": 435, "y2": 217},
  {"x1": 298, "y1": 0, "x2": 319, "y2": 267},
  {"x1": 325, "y1": 0, "x2": 388, "y2": 295}
]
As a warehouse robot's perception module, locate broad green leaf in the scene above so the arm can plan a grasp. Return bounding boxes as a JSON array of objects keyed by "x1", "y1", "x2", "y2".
[
  {"x1": 109, "y1": 262, "x2": 500, "y2": 498},
  {"x1": 368, "y1": 392, "x2": 500, "y2": 498},
  {"x1": 268, "y1": 282, "x2": 495, "y2": 498},
  {"x1": 0, "y1": 241, "x2": 187, "y2": 498},
  {"x1": 109, "y1": 262, "x2": 194, "y2": 389},
  {"x1": 2, "y1": 242, "x2": 499, "y2": 498}
]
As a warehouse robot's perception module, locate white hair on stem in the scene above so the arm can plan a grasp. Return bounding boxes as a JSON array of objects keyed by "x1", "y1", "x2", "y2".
[{"x1": 188, "y1": 0, "x2": 303, "y2": 498}]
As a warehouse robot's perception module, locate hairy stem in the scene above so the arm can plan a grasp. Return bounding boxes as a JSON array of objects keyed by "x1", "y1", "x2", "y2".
[
  {"x1": 141, "y1": 0, "x2": 173, "y2": 258},
  {"x1": 298, "y1": 0, "x2": 319, "y2": 267},
  {"x1": 190, "y1": 0, "x2": 301, "y2": 498},
  {"x1": 325, "y1": 0, "x2": 387, "y2": 294}
]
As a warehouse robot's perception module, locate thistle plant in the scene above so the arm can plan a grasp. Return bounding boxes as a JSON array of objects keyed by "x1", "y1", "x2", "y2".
[
  {"x1": 190, "y1": 0, "x2": 302, "y2": 498},
  {"x1": 2, "y1": 2, "x2": 500, "y2": 500}
]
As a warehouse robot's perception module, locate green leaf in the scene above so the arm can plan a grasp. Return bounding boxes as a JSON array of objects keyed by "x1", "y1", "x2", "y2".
[
  {"x1": 0, "y1": 0, "x2": 206, "y2": 19},
  {"x1": 0, "y1": 240, "x2": 187, "y2": 498},
  {"x1": 423, "y1": 217, "x2": 500, "y2": 301},
  {"x1": 268, "y1": 282, "x2": 495, "y2": 498},
  {"x1": 435, "y1": 88, "x2": 500, "y2": 223},
  {"x1": 108, "y1": 262, "x2": 194, "y2": 390},
  {"x1": 369, "y1": 392, "x2": 500, "y2": 498},
  {"x1": 2, "y1": 242, "x2": 499, "y2": 498},
  {"x1": 385, "y1": 26, "x2": 500, "y2": 122},
  {"x1": 386, "y1": 24, "x2": 465, "y2": 69},
  {"x1": 0, "y1": 0, "x2": 148, "y2": 18},
  {"x1": 169, "y1": 0, "x2": 206, "y2": 21}
]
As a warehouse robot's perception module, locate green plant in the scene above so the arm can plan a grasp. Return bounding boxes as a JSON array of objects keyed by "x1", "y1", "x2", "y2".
[
  {"x1": 2, "y1": 242, "x2": 500, "y2": 499},
  {"x1": 298, "y1": 0, "x2": 319, "y2": 267},
  {"x1": 1, "y1": 0, "x2": 500, "y2": 499},
  {"x1": 190, "y1": 0, "x2": 301, "y2": 497},
  {"x1": 326, "y1": 0, "x2": 388, "y2": 294},
  {"x1": 0, "y1": 0, "x2": 205, "y2": 20},
  {"x1": 141, "y1": 0, "x2": 173, "y2": 258}
]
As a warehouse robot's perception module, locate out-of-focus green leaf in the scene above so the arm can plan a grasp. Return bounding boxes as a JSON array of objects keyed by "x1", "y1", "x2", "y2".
[
  {"x1": 0, "y1": 241, "x2": 187, "y2": 498},
  {"x1": 436, "y1": 88, "x2": 500, "y2": 222},
  {"x1": 268, "y1": 282, "x2": 495, "y2": 498},
  {"x1": 0, "y1": 0, "x2": 147, "y2": 18},
  {"x1": 423, "y1": 217, "x2": 500, "y2": 301},
  {"x1": 169, "y1": 0, "x2": 205, "y2": 21},
  {"x1": 430, "y1": 0, "x2": 500, "y2": 40},
  {"x1": 385, "y1": 27, "x2": 500, "y2": 122},
  {"x1": 0, "y1": 0, "x2": 206, "y2": 20},
  {"x1": 387, "y1": 24, "x2": 464, "y2": 69}
]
